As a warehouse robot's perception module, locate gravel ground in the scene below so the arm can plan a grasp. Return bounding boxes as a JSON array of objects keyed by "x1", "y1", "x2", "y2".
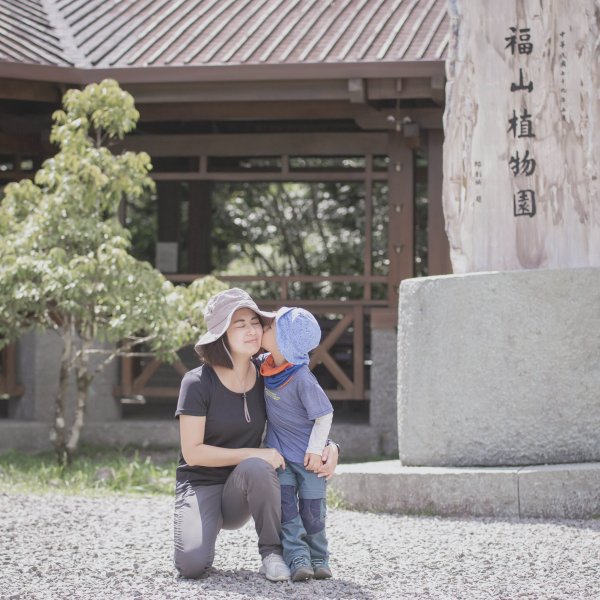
[{"x1": 1, "y1": 492, "x2": 600, "y2": 600}]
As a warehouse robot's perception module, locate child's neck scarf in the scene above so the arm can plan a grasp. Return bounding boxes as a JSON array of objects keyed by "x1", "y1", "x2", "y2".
[{"x1": 260, "y1": 354, "x2": 303, "y2": 390}]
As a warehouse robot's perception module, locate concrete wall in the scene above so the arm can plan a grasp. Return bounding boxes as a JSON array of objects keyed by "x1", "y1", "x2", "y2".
[
  {"x1": 370, "y1": 327, "x2": 398, "y2": 456},
  {"x1": 397, "y1": 268, "x2": 600, "y2": 467},
  {"x1": 13, "y1": 330, "x2": 119, "y2": 423}
]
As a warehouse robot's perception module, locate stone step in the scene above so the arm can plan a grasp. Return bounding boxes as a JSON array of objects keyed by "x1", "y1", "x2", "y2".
[{"x1": 330, "y1": 460, "x2": 600, "y2": 519}]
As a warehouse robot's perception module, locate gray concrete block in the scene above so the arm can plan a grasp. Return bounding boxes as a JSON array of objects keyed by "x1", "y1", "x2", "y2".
[
  {"x1": 86, "y1": 342, "x2": 120, "y2": 422},
  {"x1": 15, "y1": 331, "x2": 120, "y2": 424},
  {"x1": 518, "y1": 463, "x2": 600, "y2": 519},
  {"x1": 369, "y1": 328, "x2": 399, "y2": 456},
  {"x1": 330, "y1": 423, "x2": 381, "y2": 460},
  {"x1": 16, "y1": 330, "x2": 67, "y2": 422},
  {"x1": 397, "y1": 268, "x2": 600, "y2": 466},
  {"x1": 82, "y1": 420, "x2": 180, "y2": 448},
  {"x1": 331, "y1": 460, "x2": 519, "y2": 517},
  {"x1": 0, "y1": 422, "x2": 53, "y2": 453}
]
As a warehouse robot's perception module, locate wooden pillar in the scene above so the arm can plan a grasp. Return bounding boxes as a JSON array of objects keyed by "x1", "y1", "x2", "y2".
[
  {"x1": 157, "y1": 181, "x2": 180, "y2": 243},
  {"x1": 187, "y1": 182, "x2": 212, "y2": 274},
  {"x1": 156, "y1": 181, "x2": 180, "y2": 272},
  {"x1": 387, "y1": 132, "x2": 414, "y2": 306},
  {"x1": 427, "y1": 129, "x2": 452, "y2": 275}
]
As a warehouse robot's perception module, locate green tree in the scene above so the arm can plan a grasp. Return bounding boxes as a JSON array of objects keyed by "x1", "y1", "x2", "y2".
[
  {"x1": 0, "y1": 80, "x2": 225, "y2": 465},
  {"x1": 211, "y1": 181, "x2": 380, "y2": 300}
]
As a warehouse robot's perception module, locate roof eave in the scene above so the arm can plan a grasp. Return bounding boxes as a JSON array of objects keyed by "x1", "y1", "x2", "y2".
[{"x1": 0, "y1": 59, "x2": 445, "y2": 85}]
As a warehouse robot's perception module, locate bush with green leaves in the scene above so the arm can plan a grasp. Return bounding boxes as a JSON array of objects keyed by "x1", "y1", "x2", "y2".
[{"x1": 0, "y1": 80, "x2": 226, "y2": 465}]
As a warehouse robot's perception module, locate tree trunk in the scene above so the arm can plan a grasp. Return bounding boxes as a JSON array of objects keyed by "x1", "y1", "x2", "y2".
[
  {"x1": 52, "y1": 328, "x2": 72, "y2": 466},
  {"x1": 443, "y1": 0, "x2": 600, "y2": 273},
  {"x1": 65, "y1": 338, "x2": 92, "y2": 464}
]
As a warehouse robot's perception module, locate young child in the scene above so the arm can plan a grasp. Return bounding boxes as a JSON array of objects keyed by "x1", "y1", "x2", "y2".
[{"x1": 260, "y1": 306, "x2": 334, "y2": 582}]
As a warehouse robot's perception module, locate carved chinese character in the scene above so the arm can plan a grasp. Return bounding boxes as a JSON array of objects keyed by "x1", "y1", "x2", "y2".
[
  {"x1": 505, "y1": 27, "x2": 533, "y2": 55},
  {"x1": 508, "y1": 109, "x2": 535, "y2": 138},
  {"x1": 509, "y1": 150, "x2": 536, "y2": 176},
  {"x1": 510, "y1": 68, "x2": 533, "y2": 93},
  {"x1": 513, "y1": 190, "x2": 536, "y2": 217}
]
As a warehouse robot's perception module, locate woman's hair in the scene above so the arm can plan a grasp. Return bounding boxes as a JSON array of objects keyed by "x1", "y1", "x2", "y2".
[
  {"x1": 195, "y1": 313, "x2": 265, "y2": 369},
  {"x1": 195, "y1": 334, "x2": 233, "y2": 369}
]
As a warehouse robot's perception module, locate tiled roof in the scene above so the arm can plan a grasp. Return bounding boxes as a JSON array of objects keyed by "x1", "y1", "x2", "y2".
[
  {"x1": 0, "y1": 0, "x2": 72, "y2": 66},
  {"x1": 0, "y1": 0, "x2": 448, "y2": 70}
]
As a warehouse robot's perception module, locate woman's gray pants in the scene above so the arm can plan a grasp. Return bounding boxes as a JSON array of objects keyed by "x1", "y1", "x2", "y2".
[{"x1": 174, "y1": 457, "x2": 282, "y2": 579}]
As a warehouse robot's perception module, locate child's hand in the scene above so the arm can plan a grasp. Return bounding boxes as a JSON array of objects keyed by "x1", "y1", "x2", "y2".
[{"x1": 304, "y1": 452, "x2": 323, "y2": 472}]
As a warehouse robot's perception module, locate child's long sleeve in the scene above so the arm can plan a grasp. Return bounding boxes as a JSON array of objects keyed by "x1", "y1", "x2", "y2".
[{"x1": 306, "y1": 412, "x2": 333, "y2": 455}]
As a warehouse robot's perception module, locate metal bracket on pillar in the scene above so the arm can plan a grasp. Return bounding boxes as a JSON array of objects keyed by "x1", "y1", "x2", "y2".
[
  {"x1": 348, "y1": 78, "x2": 366, "y2": 103},
  {"x1": 402, "y1": 121, "x2": 423, "y2": 150}
]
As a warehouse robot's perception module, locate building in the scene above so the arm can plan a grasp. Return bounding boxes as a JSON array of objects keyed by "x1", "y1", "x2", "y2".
[{"x1": 0, "y1": 0, "x2": 450, "y2": 457}]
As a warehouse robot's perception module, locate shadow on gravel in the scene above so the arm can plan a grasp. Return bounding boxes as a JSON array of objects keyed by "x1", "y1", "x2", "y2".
[{"x1": 180, "y1": 567, "x2": 375, "y2": 599}]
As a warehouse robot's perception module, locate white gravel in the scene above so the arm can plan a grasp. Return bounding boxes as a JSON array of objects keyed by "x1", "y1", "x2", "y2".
[{"x1": 1, "y1": 492, "x2": 600, "y2": 600}]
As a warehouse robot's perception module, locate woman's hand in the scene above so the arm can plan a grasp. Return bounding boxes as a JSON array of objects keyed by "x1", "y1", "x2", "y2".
[
  {"x1": 316, "y1": 442, "x2": 339, "y2": 480},
  {"x1": 254, "y1": 447, "x2": 286, "y2": 470}
]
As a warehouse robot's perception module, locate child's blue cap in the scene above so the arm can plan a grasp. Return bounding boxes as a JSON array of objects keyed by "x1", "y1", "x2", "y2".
[{"x1": 275, "y1": 307, "x2": 321, "y2": 365}]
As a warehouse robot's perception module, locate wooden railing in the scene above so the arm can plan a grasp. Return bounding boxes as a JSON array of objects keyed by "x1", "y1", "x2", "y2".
[
  {"x1": 116, "y1": 274, "x2": 392, "y2": 404},
  {"x1": 168, "y1": 273, "x2": 389, "y2": 303}
]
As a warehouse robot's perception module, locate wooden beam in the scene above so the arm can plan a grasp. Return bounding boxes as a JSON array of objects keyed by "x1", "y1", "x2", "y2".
[
  {"x1": 354, "y1": 107, "x2": 443, "y2": 131},
  {"x1": 309, "y1": 313, "x2": 355, "y2": 368},
  {"x1": 119, "y1": 132, "x2": 389, "y2": 157},
  {"x1": 136, "y1": 101, "x2": 443, "y2": 131},
  {"x1": 132, "y1": 359, "x2": 162, "y2": 393},
  {"x1": 368, "y1": 77, "x2": 440, "y2": 101},
  {"x1": 137, "y1": 101, "x2": 380, "y2": 122},
  {"x1": 151, "y1": 172, "x2": 387, "y2": 182},
  {"x1": 352, "y1": 305, "x2": 364, "y2": 398},
  {"x1": 0, "y1": 60, "x2": 445, "y2": 86},
  {"x1": 371, "y1": 308, "x2": 398, "y2": 329},
  {"x1": 125, "y1": 76, "x2": 447, "y2": 105},
  {"x1": 0, "y1": 114, "x2": 53, "y2": 134},
  {"x1": 0, "y1": 132, "x2": 43, "y2": 154},
  {"x1": 0, "y1": 78, "x2": 63, "y2": 102},
  {"x1": 318, "y1": 352, "x2": 354, "y2": 393},
  {"x1": 125, "y1": 80, "x2": 352, "y2": 104},
  {"x1": 430, "y1": 74, "x2": 446, "y2": 106}
]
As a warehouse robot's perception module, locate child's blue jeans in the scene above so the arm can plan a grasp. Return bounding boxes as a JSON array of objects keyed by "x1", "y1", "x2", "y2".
[{"x1": 277, "y1": 460, "x2": 329, "y2": 570}]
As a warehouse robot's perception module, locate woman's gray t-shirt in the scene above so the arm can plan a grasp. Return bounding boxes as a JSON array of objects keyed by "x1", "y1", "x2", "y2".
[{"x1": 175, "y1": 364, "x2": 267, "y2": 486}]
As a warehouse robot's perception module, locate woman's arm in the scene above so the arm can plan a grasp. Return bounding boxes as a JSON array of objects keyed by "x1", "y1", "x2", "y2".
[
  {"x1": 316, "y1": 441, "x2": 339, "y2": 480},
  {"x1": 179, "y1": 415, "x2": 285, "y2": 470}
]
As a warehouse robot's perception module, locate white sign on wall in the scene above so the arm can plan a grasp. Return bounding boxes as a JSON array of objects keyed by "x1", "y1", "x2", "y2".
[{"x1": 155, "y1": 242, "x2": 178, "y2": 273}]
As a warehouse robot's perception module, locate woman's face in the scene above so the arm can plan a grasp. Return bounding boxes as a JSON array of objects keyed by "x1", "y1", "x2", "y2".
[{"x1": 225, "y1": 308, "x2": 263, "y2": 357}]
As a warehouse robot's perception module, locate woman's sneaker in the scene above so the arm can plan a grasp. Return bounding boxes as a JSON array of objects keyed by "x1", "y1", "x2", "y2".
[
  {"x1": 311, "y1": 559, "x2": 332, "y2": 579},
  {"x1": 259, "y1": 553, "x2": 291, "y2": 582}
]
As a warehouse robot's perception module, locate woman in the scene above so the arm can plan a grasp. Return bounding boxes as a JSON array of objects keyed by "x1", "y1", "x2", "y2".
[{"x1": 174, "y1": 288, "x2": 339, "y2": 581}]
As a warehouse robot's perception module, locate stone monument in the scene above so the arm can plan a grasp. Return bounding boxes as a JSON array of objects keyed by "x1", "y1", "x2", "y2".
[{"x1": 398, "y1": 0, "x2": 600, "y2": 466}]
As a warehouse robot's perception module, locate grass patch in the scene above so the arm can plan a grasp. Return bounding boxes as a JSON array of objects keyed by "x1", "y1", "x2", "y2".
[
  {"x1": 0, "y1": 445, "x2": 179, "y2": 496},
  {"x1": 327, "y1": 486, "x2": 349, "y2": 510}
]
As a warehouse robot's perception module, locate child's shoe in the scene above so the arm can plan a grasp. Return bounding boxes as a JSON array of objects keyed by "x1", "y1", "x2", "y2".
[
  {"x1": 312, "y1": 559, "x2": 332, "y2": 579},
  {"x1": 291, "y1": 557, "x2": 314, "y2": 582}
]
